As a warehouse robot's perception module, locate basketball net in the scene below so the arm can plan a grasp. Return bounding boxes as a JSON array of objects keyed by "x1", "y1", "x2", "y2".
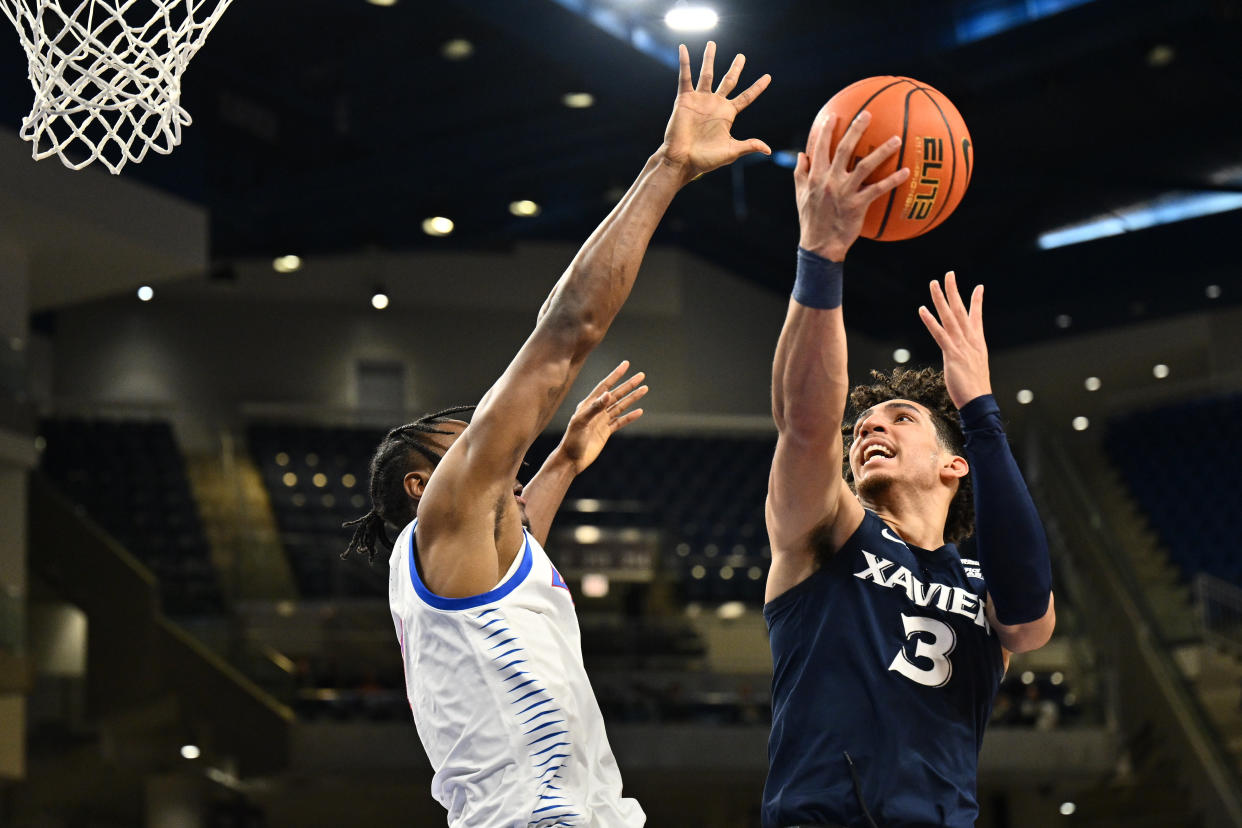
[{"x1": 0, "y1": 0, "x2": 233, "y2": 174}]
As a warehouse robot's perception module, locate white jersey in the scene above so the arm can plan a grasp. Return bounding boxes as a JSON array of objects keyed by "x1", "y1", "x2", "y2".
[{"x1": 389, "y1": 519, "x2": 645, "y2": 828}]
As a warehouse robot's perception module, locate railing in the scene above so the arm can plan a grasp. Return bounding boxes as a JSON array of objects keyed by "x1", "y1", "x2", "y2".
[
  {"x1": 1025, "y1": 421, "x2": 1242, "y2": 827},
  {"x1": 1198, "y1": 573, "x2": 1242, "y2": 658}
]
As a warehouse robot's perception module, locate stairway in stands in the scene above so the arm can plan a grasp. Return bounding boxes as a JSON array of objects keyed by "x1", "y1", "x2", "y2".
[
  {"x1": 1080, "y1": 439, "x2": 1242, "y2": 781},
  {"x1": 184, "y1": 440, "x2": 298, "y2": 603}
]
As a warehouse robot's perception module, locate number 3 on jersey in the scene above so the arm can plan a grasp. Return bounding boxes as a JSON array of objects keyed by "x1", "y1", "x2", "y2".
[{"x1": 889, "y1": 613, "x2": 956, "y2": 688}]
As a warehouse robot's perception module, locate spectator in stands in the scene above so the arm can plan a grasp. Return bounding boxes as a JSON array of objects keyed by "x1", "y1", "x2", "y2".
[
  {"x1": 760, "y1": 110, "x2": 1056, "y2": 827},
  {"x1": 340, "y1": 43, "x2": 771, "y2": 826}
]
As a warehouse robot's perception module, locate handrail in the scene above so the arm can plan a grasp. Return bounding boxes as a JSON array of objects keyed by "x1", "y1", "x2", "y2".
[
  {"x1": 1198, "y1": 573, "x2": 1242, "y2": 658},
  {"x1": 1027, "y1": 422, "x2": 1242, "y2": 827}
]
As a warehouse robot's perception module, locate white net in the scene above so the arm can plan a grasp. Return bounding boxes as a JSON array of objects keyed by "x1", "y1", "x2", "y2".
[{"x1": 0, "y1": 0, "x2": 233, "y2": 174}]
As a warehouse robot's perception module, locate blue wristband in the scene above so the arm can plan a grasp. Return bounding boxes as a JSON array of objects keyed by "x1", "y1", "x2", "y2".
[{"x1": 793, "y1": 247, "x2": 843, "y2": 309}]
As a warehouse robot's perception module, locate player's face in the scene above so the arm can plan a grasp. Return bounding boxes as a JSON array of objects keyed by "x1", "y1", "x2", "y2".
[{"x1": 848, "y1": 399, "x2": 947, "y2": 494}]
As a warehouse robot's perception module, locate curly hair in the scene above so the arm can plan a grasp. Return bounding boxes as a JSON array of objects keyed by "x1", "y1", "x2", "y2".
[{"x1": 842, "y1": 366, "x2": 974, "y2": 545}]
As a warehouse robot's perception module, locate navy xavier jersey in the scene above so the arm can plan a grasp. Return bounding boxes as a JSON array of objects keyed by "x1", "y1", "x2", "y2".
[{"x1": 763, "y1": 510, "x2": 1004, "y2": 828}]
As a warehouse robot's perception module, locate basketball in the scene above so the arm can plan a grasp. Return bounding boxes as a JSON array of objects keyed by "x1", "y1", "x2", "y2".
[{"x1": 808, "y1": 76, "x2": 973, "y2": 241}]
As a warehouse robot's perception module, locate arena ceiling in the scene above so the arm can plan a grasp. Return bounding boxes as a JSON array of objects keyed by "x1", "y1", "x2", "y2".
[{"x1": 1, "y1": 0, "x2": 1238, "y2": 350}]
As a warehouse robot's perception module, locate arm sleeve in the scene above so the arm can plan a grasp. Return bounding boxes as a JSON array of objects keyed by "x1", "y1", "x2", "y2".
[{"x1": 959, "y1": 394, "x2": 1052, "y2": 625}]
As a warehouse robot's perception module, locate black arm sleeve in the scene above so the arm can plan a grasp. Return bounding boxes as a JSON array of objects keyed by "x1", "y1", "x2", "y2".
[{"x1": 959, "y1": 394, "x2": 1052, "y2": 625}]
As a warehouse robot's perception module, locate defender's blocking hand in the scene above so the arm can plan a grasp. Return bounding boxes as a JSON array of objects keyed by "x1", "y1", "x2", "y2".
[
  {"x1": 796, "y1": 110, "x2": 910, "y2": 262},
  {"x1": 919, "y1": 272, "x2": 992, "y2": 409},
  {"x1": 556, "y1": 361, "x2": 648, "y2": 474},
  {"x1": 661, "y1": 41, "x2": 771, "y2": 185}
]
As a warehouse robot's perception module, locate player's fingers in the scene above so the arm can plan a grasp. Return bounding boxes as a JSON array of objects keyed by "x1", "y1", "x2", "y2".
[
  {"x1": 848, "y1": 135, "x2": 901, "y2": 187},
  {"x1": 808, "y1": 112, "x2": 836, "y2": 176},
  {"x1": 612, "y1": 408, "x2": 644, "y2": 431},
  {"x1": 730, "y1": 72, "x2": 770, "y2": 112},
  {"x1": 587, "y1": 361, "x2": 629, "y2": 402},
  {"x1": 831, "y1": 110, "x2": 871, "y2": 177},
  {"x1": 696, "y1": 40, "x2": 716, "y2": 92},
  {"x1": 609, "y1": 372, "x2": 646, "y2": 402},
  {"x1": 945, "y1": 271, "x2": 970, "y2": 321},
  {"x1": 969, "y1": 284, "x2": 985, "y2": 330},
  {"x1": 794, "y1": 151, "x2": 810, "y2": 184},
  {"x1": 733, "y1": 137, "x2": 772, "y2": 158},
  {"x1": 677, "y1": 44, "x2": 692, "y2": 94},
  {"x1": 856, "y1": 167, "x2": 910, "y2": 205},
  {"x1": 611, "y1": 384, "x2": 649, "y2": 415},
  {"x1": 929, "y1": 280, "x2": 960, "y2": 338},
  {"x1": 716, "y1": 53, "x2": 744, "y2": 96},
  {"x1": 918, "y1": 305, "x2": 949, "y2": 348}
]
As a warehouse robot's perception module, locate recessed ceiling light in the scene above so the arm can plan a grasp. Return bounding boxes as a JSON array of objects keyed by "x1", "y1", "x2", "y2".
[
  {"x1": 273, "y1": 255, "x2": 302, "y2": 273},
  {"x1": 137, "y1": 285, "x2": 154, "y2": 302},
  {"x1": 422, "y1": 216, "x2": 454, "y2": 236},
  {"x1": 1146, "y1": 44, "x2": 1175, "y2": 67},
  {"x1": 1206, "y1": 284, "x2": 1222, "y2": 299},
  {"x1": 1059, "y1": 801, "x2": 1077, "y2": 816},
  {"x1": 441, "y1": 38, "x2": 473, "y2": 60},
  {"x1": 1055, "y1": 314, "x2": 1072, "y2": 329},
  {"x1": 1072, "y1": 416, "x2": 1090, "y2": 431},
  {"x1": 365, "y1": 0, "x2": 397, "y2": 6},
  {"x1": 1084, "y1": 376, "x2": 1101, "y2": 391},
  {"x1": 371, "y1": 292, "x2": 389, "y2": 310},
  {"x1": 180, "y1": 745, "x2": 201, "y2": 760},
  {"x1": 892, "y1": 348, "x2": 911, "y2": 364},
  {"x1": 1016, "y1": 389, "x2": 1034, "y2": 405},
  {"x1": 1153, "y1": 363, "x2": 1170, "y2": 379},
  {"x1": 509, "y1": 199, "x2": 541, "y2": 217},
  {"x1": 562, "y1": 92, "x2": 595, "y2": 109},
  {"x1": 664, "y1": 5, "x2": 719, "y2": 31}
]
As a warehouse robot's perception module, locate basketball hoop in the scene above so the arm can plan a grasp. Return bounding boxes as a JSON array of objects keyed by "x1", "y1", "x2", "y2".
[{"x1": 0, "y1": 0, "x2": 233, "y2": 174}]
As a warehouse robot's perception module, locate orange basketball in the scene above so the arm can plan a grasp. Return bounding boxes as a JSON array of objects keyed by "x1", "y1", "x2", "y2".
[{"x1": 808, "y1": 76, "x2": 973, "y2": 241}]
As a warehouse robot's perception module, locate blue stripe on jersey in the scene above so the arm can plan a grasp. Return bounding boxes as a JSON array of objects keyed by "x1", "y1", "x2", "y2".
[{"x1": 406, "y1": 520, "x2": 533, "y2": 610}]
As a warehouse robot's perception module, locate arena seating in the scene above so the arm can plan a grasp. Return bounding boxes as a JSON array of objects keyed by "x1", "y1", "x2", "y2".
[
  {"x1": 248, "y1": 424, "x2": 776, "y2": 601},
  {"x1": 37, "y1": 417, "x2": 223, "y2": 615},
  {"x1": 1105, "y1": 393, "x2": 1242, "y2": 586}
]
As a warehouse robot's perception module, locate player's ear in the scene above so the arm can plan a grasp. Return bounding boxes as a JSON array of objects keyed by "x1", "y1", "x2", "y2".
[
  {"x1": 940, "y1": 454, "x2": 968, "y2": 483},
  {"x1": 404, "y1": 469, "x2": 431, "y2": 500}
]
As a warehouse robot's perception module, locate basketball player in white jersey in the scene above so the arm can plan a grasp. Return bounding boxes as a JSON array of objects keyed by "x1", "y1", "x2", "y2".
[{"x1": 341, "y1": 43, "x2": 772, "y2": 826}]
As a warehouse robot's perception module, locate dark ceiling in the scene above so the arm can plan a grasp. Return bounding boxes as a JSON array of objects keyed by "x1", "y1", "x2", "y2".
[{"x1": 2, "y1": 0, "x2": 1239, "y2": 351}]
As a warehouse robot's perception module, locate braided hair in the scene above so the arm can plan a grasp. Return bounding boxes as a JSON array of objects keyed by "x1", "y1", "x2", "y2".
[
  {"x1": 841, "y1": 366, "x2": 975, "y2": 545},
  {"x1": 342, "y1": 405, "x2": 476, "y2": 562}
]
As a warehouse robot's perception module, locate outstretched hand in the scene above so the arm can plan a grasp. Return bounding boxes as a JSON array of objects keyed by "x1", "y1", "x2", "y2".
[
  {"x1": 557, "y1": 361, "x2": 648, "y2": 474},
  {"x1": 918, "y1": 271, "x2": 992, "y2": 409},
  {"x1": 661, "y1": 41, "x2": 772, "y2": 184},
  {"x1": 796, "y1": 110, "x2": 910, "y2": 262}
]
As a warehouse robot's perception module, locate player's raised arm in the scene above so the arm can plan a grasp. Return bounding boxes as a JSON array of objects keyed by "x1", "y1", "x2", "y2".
[
  {"x1": 521, "y1": 361, "x2": 647, "y2": 546},
  {"x1": 417, "y1": 43, "x2": 771, "y2": 599},
  {"x1": 919, "y1": 272, "x2": 1056, "y2": 652},
  {"x1": 764, "y1": 111, "x2": 909, "y2": 602}
]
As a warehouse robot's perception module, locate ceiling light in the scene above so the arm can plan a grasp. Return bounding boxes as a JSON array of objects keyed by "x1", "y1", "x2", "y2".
[
  {"x1": 273, "y1": 254, "x2": 302, "y2": 273},
  {"x1": 441, "y1": 38, "x2": 473, "y2": 60},
  {"x1": 1055, "y1": 314, "x2": 1072, "y2": 329},
  {"x1": 664, "y1": 5, "x2": 718, "y2": 31},
  {"x1": 562, "y1": 92, "x2": 595, "y2": 109},
  {"x1": 1020, "y1": 670, "x2": 1035, "y2": 685},
  {"x1": 1206, "y1": 284, "x2": 1222, "y2": 299},
  {"x1": 1146, "y1": 44, "x2": 1175, "y2": 67},
  {"x1": 1153, "y1": 363, "x2": 1170, "y2": 379},
  {"x1": 365, "y1": 0, "x2": 396, "y2": 6},
  {"x1": 573, "y1": 526, "x2": 602, "y2": 544},
  {"x1": 1059, "y1": 802, "x2": 1077, "y2": 816},
  {"x1": 371, "y1": 291, "x2": 389, "y2": 310},
  {"x1": 136, "y1": 285, "x2": 154, "y2": 302},
  {"x1": 422, "y1": 216, "x2": 454, "y2": 236},
  {"x1": 717, "y1": 601, "x2": 746, "y2": 619},
  {"x1": 1050, "y1": 671, "x2": 1064, "y2": 685},
  {"x1": 1072, "y1": 416, "x2": 1090, "y2": 431},
  {"x1": 509, "y1": 199, "x2": 541, "y2": 217},
  {"x1": 1084, "y1": 376, "x2": 1101, "y2": 391},
  {"x1": 581, "y1": 573, "x2": 609, "y2": 598},
  {"x1": 892, "y1": 348, "x2": 911, "y2": 364},
  {"x1": 1038, "y1": 191, "x2": 1242, "y2": 249},
  {"x1": 1016, "y1": 389, "x2": 1034, "y2": 405},
  {"x1": 180, "y1": 745, "x2": 201, "y2": 760}
]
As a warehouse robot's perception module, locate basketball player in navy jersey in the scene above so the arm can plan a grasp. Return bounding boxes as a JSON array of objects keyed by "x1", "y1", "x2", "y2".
[
  {"x1": 761, "y1": 111, "x2": 1056, "y2": 827},
  {"x1": 342, "y1": 44, "x2": 772, "y2": 826}
]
